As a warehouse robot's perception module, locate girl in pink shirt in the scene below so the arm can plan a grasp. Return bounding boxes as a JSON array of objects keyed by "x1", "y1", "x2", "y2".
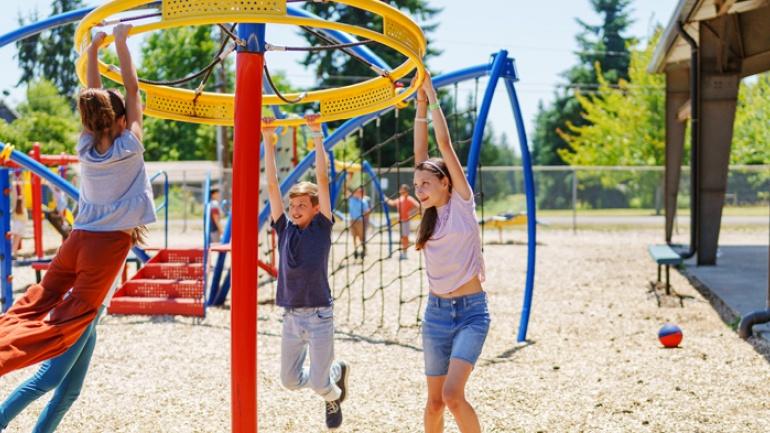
[{"x1": 413, "y1": 73, "x2": 489, "y2": 433}]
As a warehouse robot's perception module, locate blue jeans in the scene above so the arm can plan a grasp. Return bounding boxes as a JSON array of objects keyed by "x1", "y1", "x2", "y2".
[
  {"x1": 422, "y1": 292, "x2": 490, "y2": 376},
  {"x1": 0, "y1": 307, "x2": 102, "y2": 433},
  {"x1": 280, "y1": 306, "x2": 342, "y2": 402}
]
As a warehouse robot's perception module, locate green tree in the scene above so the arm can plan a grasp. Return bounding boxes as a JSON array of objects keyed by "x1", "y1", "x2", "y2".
[
  {"x1": 733, "y1": 72, "x2": 770, "y2": 165},
  {"x1": 558, "y1": 30, "x2": 664, "y2": 166},
  {"x1": 3, "y1": 79, "x2": 79, "y2": 154},
  {"x1": 300, "y1": 1, "x2": 440, "y2": 89},
  {"x1": 17, "y1": 0, "x2": 85, "y2": 97},
  {"x1": 532, "y1": 0, "x2": 634, "y2": 166}
]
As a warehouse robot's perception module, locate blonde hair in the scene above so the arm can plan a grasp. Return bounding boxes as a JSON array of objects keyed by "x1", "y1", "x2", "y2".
[{"x1": 288, "y1": 181, "x2": 319, "y2": 206}]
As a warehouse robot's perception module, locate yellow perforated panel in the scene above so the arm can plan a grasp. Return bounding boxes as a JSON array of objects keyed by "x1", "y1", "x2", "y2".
[
  {"x1": 146, "y1": 92, "x2": 234, "y2": 121},
  {"x1": 320, "y1": 79, "x2": 394, "y2": 117},
  {"x1": 384, "y1": 17, "x2": 422, "y2": 57},
  {"x1": 162, "y1": 0, "x2": 286, "y2": 21}
]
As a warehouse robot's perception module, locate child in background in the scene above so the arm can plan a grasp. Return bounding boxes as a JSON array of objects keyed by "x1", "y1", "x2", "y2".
[
  {"x1": 348, "y1": 186, "x2": 371, "y2": 260},
  {"x1": 264, "y1": 115, "x2": 350, "y2": 430},
  {"x1": 10, "y1": 177, "x2": 27, "y2": 255},
  {"x1": 386, "y1": 184, "x2": 420, "y2": 260},
  {"x1": 208, "y1": 187, "x2": 223, "y2": 243}
]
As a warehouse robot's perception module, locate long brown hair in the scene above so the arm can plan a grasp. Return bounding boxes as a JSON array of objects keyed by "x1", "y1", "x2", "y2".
[
  {"x1": 414, "y1": 158, "x2": 451, "y2": 250},
  {"x1": 77, "y1": 88, "x2": 126, "y2": 143}
]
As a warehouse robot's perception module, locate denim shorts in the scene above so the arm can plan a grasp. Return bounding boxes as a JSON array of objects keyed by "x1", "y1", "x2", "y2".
[{"x1": 422, "y1": 291, "x2": 490, "y2": 376}]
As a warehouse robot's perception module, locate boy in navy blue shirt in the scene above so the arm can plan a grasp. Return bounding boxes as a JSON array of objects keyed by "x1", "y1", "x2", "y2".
[{"x1": 263, "y1": 115, "x2": 349, "y2": 430}]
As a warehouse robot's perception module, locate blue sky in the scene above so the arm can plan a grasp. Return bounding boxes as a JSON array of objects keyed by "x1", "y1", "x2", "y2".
[{"x1": 0, "y1": 1, "x2": 678, "y2": 150}]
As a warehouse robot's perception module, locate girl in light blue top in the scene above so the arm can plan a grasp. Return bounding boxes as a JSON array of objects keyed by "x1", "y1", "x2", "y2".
[{"x1": 0, "y1": 24, "x2": 154, "y2": 432}]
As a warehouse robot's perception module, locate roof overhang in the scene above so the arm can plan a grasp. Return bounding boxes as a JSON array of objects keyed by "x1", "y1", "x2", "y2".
[{"x1": 649, "y1": 0, "x2": 770, "y2": 74}]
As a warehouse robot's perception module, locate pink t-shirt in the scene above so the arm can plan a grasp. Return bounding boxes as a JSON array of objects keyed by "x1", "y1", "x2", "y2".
[{"x1": 422, "y1": 189, "x2": 486, "y2": 294}]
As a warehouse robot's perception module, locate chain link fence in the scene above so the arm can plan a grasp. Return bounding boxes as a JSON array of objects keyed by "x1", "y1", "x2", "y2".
[{"x1": 135, "y1": 164, "x2": 769, "y2": 232}]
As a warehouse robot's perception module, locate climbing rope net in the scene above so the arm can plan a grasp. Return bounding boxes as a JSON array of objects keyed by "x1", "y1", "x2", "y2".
[{"x1": 249, "y1": 80, "x2": 484, "y2": 333}]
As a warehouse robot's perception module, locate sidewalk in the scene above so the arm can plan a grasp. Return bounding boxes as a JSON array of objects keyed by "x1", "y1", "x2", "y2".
[{"x1": 683, "y1": 245, "x2": 770, "y2": 340}]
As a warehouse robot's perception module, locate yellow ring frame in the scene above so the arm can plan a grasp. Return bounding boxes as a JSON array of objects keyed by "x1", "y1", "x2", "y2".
[{"x1": 74, "y1": 0, "x2": 427, "y2": 127}]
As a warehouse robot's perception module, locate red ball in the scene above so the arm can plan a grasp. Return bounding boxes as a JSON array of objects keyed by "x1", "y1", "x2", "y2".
[{"x1": 658, "y1": 323, "x2": 683, "y2": 348}]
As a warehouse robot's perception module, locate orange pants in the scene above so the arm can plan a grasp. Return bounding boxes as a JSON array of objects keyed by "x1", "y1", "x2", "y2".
[{"x1": 0, "y1": 230, "x2": 132, "y2": 376}]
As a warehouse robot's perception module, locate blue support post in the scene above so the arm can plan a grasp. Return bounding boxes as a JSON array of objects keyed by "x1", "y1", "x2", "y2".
[
  {"x1": 504, "y1": 71, "x2": 537, "y2": 343},
  {"x1": 466, "y1": 50, "x2": 510, "y2": 189},
  {"x1": 0, "y1": 168, "x2": 12, "y2": 312},
  {"x1": 208, "y1": 220, "x2": 232, "y2": 306},
  {"x1": 150, "y1": 171, "x2": 169, "y2": 249},
  {"x1": 202, "y1": 174, "x2": 211, "y2": 312}
]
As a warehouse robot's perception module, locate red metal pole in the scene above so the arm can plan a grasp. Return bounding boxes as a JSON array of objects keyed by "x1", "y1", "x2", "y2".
[
  {"x1": 31, "y1": 144, "x2": 43, "y2": 259},
  {"x1": 232, "y1": 23, "x2": 263, "y2": 433}
]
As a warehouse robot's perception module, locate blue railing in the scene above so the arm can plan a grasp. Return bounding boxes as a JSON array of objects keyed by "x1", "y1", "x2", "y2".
[{"x1": 149, "y1": 171, "x2": 169, "y2": 249}]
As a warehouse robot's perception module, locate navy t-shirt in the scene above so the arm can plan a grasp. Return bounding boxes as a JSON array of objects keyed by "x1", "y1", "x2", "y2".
[{"x1": 271, "y1": 213, "x2": 334, "y2": 308}]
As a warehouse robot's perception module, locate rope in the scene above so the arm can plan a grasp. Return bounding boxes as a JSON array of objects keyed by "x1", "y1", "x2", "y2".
[
  {"x1": 263, "y1": 64, "x2": 307, "y2": 104},
  {"x1": 217, "y1": 23, "x2": 246, "y2": 47},
  {"x1": 320, "y1": 106, "x2": 478, "y2": 330},
  {"x1": 299, "y1": 26, "x2": 390, "y2": 78},
  {"x1": 136, "y1": 24, "x2": 237, "y2": 87}
]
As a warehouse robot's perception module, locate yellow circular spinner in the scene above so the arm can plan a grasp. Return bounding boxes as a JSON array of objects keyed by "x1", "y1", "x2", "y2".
[{"x1": 74, "y1": 0, "x2": 427, "y2": 127}]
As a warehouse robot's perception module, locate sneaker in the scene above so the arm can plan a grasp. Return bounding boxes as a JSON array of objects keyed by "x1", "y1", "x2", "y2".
[
  {"x1": 337, "y1": 360, "x2": 350, "y2": 403},
  {"x1": 325, "y1": 361, "x2": 349, "y2": 429},
  {"x1": 399, "y1": 252, "x2": 408, "y2": 261},
  {"x1": 353, "y1": 250, "x2": 359, "y2": 259},
  {"x1": 325, "y1": 399, "x2": 343, "y2": 429}
]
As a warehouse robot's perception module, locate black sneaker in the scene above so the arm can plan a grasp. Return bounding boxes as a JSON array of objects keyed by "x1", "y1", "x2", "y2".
[
  {"x1": 337, "y1": 360, "x2": 350, "y2": 403},
  {"x1": 325, "y1": 399, "x2": 342, "y2": 429},
  {"x1": 325, "y1": 361, "x2": 349, "y2": 429},
  {"x1": 353, "y1": 250, "x2": 359, "y2": 259}
]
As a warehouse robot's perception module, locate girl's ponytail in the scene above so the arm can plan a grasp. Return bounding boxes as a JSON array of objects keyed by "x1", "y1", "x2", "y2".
[
  {"x1": 415, "y1": 206, "x2": 437, "y2": 250},
  {"x1": 78, "y1": 88, "x2": 122, "y2": 143}
]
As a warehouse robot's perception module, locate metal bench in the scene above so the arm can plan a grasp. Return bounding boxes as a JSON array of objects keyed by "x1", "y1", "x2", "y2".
[{"x1": 647, "y1": 244, "x2": 684, "y2": 295}]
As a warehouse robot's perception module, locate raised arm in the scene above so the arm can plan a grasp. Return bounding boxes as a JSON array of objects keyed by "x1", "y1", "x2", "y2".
[
  {"x1": 263, "y1": 118, "x2": 285, "y2": 224},
  {"x1": 307, "y1": 114, "x2": 333, "y2": 221},
  {"x1": 86, "y1": 32, "x2": 107, "y2": 89},
  {"x1": 423, "y1": 74, "x2": 472, "y2": 201},
  {"x1": 414, "y1": 80, "x2": 429, "y2": 164},
  {"x1": 113, "y1": 24, "x2": 143, "y2": 141}
]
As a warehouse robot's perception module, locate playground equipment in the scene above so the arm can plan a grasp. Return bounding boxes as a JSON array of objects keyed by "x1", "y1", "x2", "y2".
[
  {"x1": 2, "y1": 2, "x2": 537, "y2": 432},
  {"x1": 1, "y1": 144, "x2": 79, "y2": 263},
  {"x1": 205, "y1": 56, "x2": 538, "y2": 340},
  {"x1": 74, "y1": 0, "x2": 427, "y2": 128},
  {"x1": 72, "y1": 1, "x2": 428, "y2": 430}
]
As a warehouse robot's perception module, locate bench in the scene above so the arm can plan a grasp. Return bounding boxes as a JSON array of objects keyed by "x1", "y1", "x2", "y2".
[{"x1": 647, "y1": 244, "x2": 684, "y2": 295}]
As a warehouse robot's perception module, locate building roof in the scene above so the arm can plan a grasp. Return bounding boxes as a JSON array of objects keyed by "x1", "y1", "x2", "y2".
[
  {"x1": 649, "y1": 0, "x2": 770, "y2": 74},
  {"x1": 0, "y1": 99, "x2": 19, "y2": 123}
]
